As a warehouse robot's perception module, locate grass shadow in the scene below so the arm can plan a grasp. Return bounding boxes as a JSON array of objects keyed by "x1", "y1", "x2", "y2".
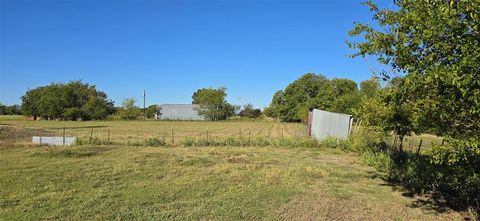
[
  {"x1": 32, "y1": 146, "x2": 115, "y2": 158},
  {"x1": 374, "y1": 150, "x2": 479, "y2": 219}
]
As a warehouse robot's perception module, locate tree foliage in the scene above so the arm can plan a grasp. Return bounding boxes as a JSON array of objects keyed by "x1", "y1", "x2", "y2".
[
  {"x1": 353, "y1": 75, "x2": 386, "y2": 127},
  {"x1": 348, "y1": 0, "x2": 480, "y2": 141},
  {"x1": 265, "y1": 73, "x2": 362, "y2": 122},
  {"x1": 21, "y1": 81, "x2": 115, "y2": 120},
  {"x1": 263, "y1": 90, "x2": 285, "y2": 119},
  {"x1": 145, "y1": 105, "x2": 159, "y2": 119},
  {"x1": 239, "y1": 103, "x2": 262, "y2": 119},
  {"x1": 0, "y1": 104, "x2": 21, "y2": 115},
  {"x1": 119, "y1": 98, "x2": 140, "y2": 120},
  {"x1": 349, "y1": 0, "x2": 480, "y2": 210},
  {"x1": 192, "y1": 87, "x2": 235, "y2": 121}
]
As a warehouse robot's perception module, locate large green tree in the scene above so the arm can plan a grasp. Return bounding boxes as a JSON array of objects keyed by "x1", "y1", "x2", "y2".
[
  {"x1": 349, "y1": 0, "x2": 480, "y2": 209},
  {"x1": 192, "y1": 87, "x2": 234, "y2": 121},
  {"x1": 266, "y1": 73, "x2": 361, "y2": 122},
  {"x1": 353, "y1": 75, "x2": 386, "y2": 128},
  {"x1": 21, "y1": 81, "x2": 114, "y2": 120},
  {"x1": 119, "y1": 98, "x2": 140, "y2": 120},
  {"x1": 145, "y1": 105, "x2": 159, "y2": 119},
  {"x1": 348, "y1": 0, "x2": 480, "y2": 141},
  {"x1": 239, "y1": 103, "x2": 262, "y2": 119},
  {"x1": 264, "y1": 90, "x2": 285, "y2": 119}
]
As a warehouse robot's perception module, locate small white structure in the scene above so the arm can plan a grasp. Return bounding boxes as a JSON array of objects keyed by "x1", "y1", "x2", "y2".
[
  {"x1": 32, "y1": 136, "x2": 76, "y2": 146},
  {"x1": 308, "y1": 109, "x2": 353, "y2": 140}
]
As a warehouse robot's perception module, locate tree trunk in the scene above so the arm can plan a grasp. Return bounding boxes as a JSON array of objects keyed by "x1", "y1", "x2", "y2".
[{"x1": 399, "y1": 135, "x2": 404, "y2": 153}]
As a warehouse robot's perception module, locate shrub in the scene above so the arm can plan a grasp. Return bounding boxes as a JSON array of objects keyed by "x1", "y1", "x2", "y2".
[
  {"x1": 319, "y1": 136, "x2": 351, "y2": 150},
  {"x1": 383, "y1": 139, "x2": 480, "y2": 213},
  {"x1": 428, "y1": 140, "x2": 480, "y2": 210},
  {"x1": 75, "y1": 137, "x2": 110, "y2": 145},
  {"x1": 178, "y1": 136, "x2": 322, "y2": 148},
  {"x1": 181, "y1": 137, "x2": 196, "y2": 147},
  {"x1": 349, "y1": 128, "x2": 385, "y2": 152},
  {"x1": 361, "y1": 151, "x2": 393, "y2": 172},
  {"x1": 126, "y1": 140, "x2": 143, "y2": 147},
  {"x1": 253, "y1": 137, "x2": 271, "y2": 147},
  {"x1": 144, "y1": 138, "x2": 166, "y2": 147}
]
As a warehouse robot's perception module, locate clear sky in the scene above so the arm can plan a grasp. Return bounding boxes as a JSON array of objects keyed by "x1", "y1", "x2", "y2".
[{"x1": 1, "y1": 0, "x2": 391, "y2": 108}]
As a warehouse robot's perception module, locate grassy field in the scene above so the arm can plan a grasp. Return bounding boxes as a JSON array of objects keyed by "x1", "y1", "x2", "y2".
[
  {"x1": 0, "y1": 116, "x2": 306, "y2": 145},
  {"x1": 0, "y1": 117, "x2": 463, "y2": 220},
  {"x1": 0, "y1": 145, "x2": 464, "y2": 220},
  {"x1": 1, "y1": 116, "x2": 442, "y2": 149}
]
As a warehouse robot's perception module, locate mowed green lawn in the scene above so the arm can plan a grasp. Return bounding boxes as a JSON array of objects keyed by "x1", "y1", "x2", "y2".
[
  {"x1": 0, "y1": 145, "x2": 463, "y2": 220},
  {"x1": 0, "y1": 118, "x2": 460, "y2": 220}
]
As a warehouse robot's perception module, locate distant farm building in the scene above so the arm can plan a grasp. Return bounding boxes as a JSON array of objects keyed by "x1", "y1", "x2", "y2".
[
  {"x1": 307, "y1": 109, "x2": 353, "y2": 140},
  {"x1": 156, "y1": 104, "x2": 205, "y2": 120}
]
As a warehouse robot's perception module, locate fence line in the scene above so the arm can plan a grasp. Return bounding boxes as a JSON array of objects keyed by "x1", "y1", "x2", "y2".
[
  {"x1": 4, "y1": 124, "x2": 307, "y2": 146},
  {"x1": 5, "y1": 124, "x2": 442, "y2": 150}
]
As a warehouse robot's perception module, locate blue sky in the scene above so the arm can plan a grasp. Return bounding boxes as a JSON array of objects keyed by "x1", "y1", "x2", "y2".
[{"x1": 1, "y1": 0, "x2": 391, "y2": 108}]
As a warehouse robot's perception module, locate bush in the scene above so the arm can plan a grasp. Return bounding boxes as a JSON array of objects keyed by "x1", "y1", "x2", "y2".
[
  {"x1": 349, "y1": 128, "x2": 386, "y2": 152},
  {"x1": 361, "y1": 151, "x2": 393, "y2": 172},
  {"x1": 144, "y1": 138, "x2": 166, "y2": 147},
  {"x1": 181, "y1": 137, "x2": 196, "y2": 147},
  {"x1": 381, "y1": 139, "x2": 480, "y2": 213},
  {"x1": 178, "y1": 136, "x2": 322, "y2": 148},
  {"x1": 319, "y1": 136, "x2": 352, "y2": 150},
  {"x1": 126, "y1": 140, "x2": 143, "y2": 147},
  {"x1": 428, "y1": 140, "x2": 480, "y2": 210},
  {"x1": 75, "y1": 137, "x2": 111, "y2": 145}
]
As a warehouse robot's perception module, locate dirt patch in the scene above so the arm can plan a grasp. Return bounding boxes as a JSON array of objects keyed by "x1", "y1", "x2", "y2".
[{"x1": 0, "y1": 125, "x2": 53, "y2": 146}]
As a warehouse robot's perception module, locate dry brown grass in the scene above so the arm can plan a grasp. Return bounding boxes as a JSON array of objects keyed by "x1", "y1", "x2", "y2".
[
  {"x1": 0, "y1": 119, "x2": 305, "y2": 145},
  {"x1": 277, "y1": 153, "x2": 466, "y2": 221}
]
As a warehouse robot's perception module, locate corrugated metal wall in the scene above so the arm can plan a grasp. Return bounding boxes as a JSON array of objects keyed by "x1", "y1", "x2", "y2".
[
  {"x1": 310, "y1": 109, "x2": 352, "y2": 140},
  {"x1": 157, "y1": 104, "x2": 205, "y2": 120}
]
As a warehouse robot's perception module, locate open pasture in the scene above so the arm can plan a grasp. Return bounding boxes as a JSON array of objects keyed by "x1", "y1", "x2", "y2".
[{"x1": 0, "y1": 117, "x2": 306, "y2": 145}]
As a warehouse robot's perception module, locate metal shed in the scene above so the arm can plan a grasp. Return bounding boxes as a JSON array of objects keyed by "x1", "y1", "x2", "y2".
[
  {"x1": 307, "y1": 109, "x2": 353, "y2": 140},
  {"x1": 156, "y1": 104, "x2": 205, "y2": 120}
]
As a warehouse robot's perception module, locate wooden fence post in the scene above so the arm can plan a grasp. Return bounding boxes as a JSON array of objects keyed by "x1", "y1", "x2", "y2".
[
  {"x1": 171, "y1": 128, "x2": 174, "y2": 144},
  {"x1": 107, "y1": 127, "x2": 110, "y2": 144},
  {"x1": 90, "y1": 128, "x2": 93, "y2": 144},
  {"x1": 12, "y1": 126, "x2": 16, "y2": 144},
  {"x1": 206, "y1": 128, "x2": 209, "y2": 144}
]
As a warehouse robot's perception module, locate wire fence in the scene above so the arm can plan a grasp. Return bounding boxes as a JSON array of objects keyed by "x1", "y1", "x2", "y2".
[
  {"x1": 0, "y1": 124, "x2": 309, "y2": 147},
  {"x1": 0, "y1": 123, "x2": 443, "y2": 152}
]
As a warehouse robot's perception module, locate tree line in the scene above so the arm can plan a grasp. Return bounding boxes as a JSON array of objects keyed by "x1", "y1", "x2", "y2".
[
  {"x1": 15, "y1": 81, "x2": 263, "y2": 121},
  {"x1": 0, "y1": 104, "x2": 21, "y2": 115}
]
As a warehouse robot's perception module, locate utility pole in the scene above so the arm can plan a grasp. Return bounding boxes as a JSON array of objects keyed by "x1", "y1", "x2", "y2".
[{"x1": 143, "y1": 90, "x2": 146, "y2": 120}]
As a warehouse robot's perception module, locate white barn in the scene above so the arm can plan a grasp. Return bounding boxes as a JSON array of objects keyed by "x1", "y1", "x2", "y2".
[{"x1": 156, "y1": 104, "x2": 205, "y2": 120}]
